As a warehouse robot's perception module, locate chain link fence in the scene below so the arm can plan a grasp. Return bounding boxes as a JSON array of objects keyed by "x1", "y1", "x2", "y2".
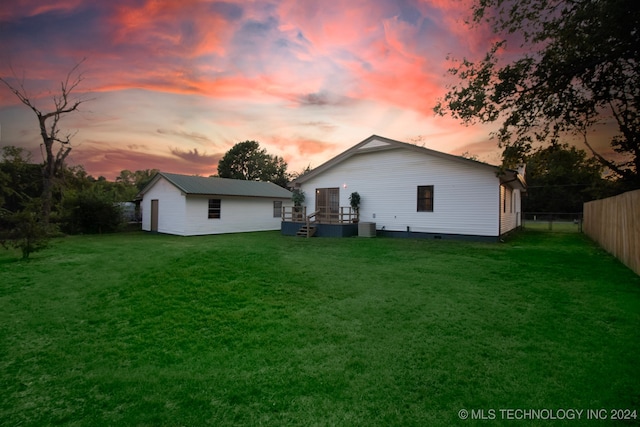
[{"x1": 522, "y1": 212, "x2": 583, "y2": 233}]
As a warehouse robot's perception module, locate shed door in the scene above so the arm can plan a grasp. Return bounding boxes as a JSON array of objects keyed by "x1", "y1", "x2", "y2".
[
  {"x1": 315, "y1": 188, "x2": 339, "y2": 222},
  {"x1": 151, "y1": 199, "x2": 159, "y2": 232}
]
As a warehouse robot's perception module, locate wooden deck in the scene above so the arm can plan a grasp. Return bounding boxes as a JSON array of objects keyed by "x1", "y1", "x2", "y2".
[
  {"x1": 281, "y1": 206, "x2": 358, "y2": 224},
  {"x1": 281, "y1": 206, "x2": 359, "y2": 237}
]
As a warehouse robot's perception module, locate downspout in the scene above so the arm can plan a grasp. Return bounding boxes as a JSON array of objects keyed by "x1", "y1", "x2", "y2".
[{"x1": 498, "y1": 184, "x2": 502, "y2": 240}]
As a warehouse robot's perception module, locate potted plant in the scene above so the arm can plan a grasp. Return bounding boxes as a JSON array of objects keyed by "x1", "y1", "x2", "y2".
[
  {"x1": 349, "y1": 191, "x2": 361, "y2": 223},
  {"x1": 291, "y1": 189, "x2": 305, "y2": 221}
]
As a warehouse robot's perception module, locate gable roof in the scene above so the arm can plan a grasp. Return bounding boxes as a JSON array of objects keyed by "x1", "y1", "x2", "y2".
[
  {"x1": 139, "y1": 172, "x2": 293, "y2": 199},
  {"x1": 292, "y1": 135, "x2": 526, "y2": 191}
]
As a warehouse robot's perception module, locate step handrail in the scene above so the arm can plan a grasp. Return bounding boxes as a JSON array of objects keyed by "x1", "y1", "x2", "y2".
[
  {"x1": 305, "y1": 210, "x2": 320, "y2": 238},
  {"x1": 307, "y1": 210, "x2": 319, "y2": 222}
]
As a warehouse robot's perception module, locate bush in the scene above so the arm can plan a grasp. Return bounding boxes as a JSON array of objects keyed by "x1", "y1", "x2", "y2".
[
  {"x1": 62, "y1": 189, "x2": 124, "y2": 234},
  {"x1": 0, "y1": 204, "x2": 50, "y2": 259}
]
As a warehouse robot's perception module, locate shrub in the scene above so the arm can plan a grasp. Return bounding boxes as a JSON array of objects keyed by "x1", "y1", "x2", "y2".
[
  {"x1": 0, "y1": 204, "x2": 50, "y2": 259},
  {"x1": 62, "y1": 189, "x2": 124, "y2": 234}
]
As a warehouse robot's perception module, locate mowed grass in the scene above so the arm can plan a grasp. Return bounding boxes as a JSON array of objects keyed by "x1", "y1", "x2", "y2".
[{"x1": 1, "y1": 230, "x2": 639, "y2": 426}]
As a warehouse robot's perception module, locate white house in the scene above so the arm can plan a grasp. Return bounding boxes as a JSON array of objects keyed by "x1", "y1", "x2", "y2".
[
  {"x1": 138, "y1": 172, "x2": 293, "y2": 236},
  {"x1": 284, "y1": 135, "x2": 526, "y2": 241}
]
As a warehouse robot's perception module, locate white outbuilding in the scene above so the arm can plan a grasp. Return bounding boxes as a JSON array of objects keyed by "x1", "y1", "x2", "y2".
[{"x1": 138, "y1": 172, "x2": 292, "y2": 236}]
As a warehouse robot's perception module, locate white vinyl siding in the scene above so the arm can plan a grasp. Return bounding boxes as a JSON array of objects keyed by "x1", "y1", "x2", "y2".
[
  {"x1": 300, "y1": 147, "x2": 500, "y2": 237},
  {"x1": 142, "y1": 175, "x2": 293, "y2": 236},
  {"x1": 184, "y1": 196, "x2": 291, "y2": 236},
  {"x1": 500, "y1": 186, "x2": 521, "y2": 235},
  {"x1": 141, "y1": 177, "x2": 186, "y2": 235}
]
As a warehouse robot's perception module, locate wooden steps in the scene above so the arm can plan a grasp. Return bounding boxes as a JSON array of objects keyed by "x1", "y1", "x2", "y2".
[{"x1": 296, "y1": 225, "x2": 317, "y2": 237}]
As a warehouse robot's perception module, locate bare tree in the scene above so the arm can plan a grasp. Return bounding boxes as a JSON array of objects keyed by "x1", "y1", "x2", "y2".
[{"x1": 0, "y1": 60, "x2": 88, "y2": 224}]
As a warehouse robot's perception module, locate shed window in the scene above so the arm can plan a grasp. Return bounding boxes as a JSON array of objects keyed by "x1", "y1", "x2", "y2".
[
  {"x1": 208, "y1": 199, "x2": 221, "y2": 219},
  {"x1": 502, "y1": 186, "x2": 512, "y2": 213},
  {"x1": 417, "y1": 186, "x2": 434, "y2": 212},
  {"x1": 273, "y1": 201, "x2": 282, "y2": 218}
]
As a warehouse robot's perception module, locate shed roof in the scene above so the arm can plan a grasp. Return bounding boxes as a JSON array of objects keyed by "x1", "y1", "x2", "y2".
[{"x1": 139, "y1": 172, "x2": 293, "y2": 199}]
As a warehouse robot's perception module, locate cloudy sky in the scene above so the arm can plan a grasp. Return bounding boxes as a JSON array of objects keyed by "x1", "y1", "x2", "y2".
[{"x1": 0, "y1": 0, "x2": 505, "y2": 179}]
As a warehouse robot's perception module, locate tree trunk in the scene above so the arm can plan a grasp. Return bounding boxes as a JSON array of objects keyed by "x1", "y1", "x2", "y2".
[{"x1": 1, "y1": 60, "x2": 86, "y2": 225}]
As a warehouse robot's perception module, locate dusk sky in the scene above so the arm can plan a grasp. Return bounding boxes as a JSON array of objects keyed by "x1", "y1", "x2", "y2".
[{"x1": 1, "y1": 0, "x2": 514, "y2": 180}]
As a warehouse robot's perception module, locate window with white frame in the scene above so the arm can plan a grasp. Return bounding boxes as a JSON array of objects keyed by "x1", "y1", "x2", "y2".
[
  {"x1": 208, "y1": 199, "x2": 221, "y2": 219},
  {"x1": 273, "y1": 200, "x2": 282, "y2": 218}
]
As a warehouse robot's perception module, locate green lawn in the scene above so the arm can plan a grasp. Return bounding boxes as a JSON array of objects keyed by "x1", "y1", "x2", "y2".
[{"x1": 1, "y1": 231, "x2": 639, "y2": 426}]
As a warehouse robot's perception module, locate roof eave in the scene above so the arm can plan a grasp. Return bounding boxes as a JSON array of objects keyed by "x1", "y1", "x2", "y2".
[
  {"x1": 135, "y1": 172, "x2": 164, "y2": 199},
  {"x1": 185, "y1": 192, "x2": 292, "y2": 199},
  {"x1": 500, "y1": 170, "x2": 527, "y2": 191}
]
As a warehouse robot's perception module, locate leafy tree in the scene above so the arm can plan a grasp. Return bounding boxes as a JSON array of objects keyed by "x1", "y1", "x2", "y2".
[
  {"x1": 58, "y1": 167, "x2": 154, "y2": 233},
  {"x1": 0, "y1": 60, "x2": 89, "y2": 223},
  {"x1": 0, "y1": 200, "x2": 49, "y2": 259},
  {"x1": 460, "y1": 152, "x2": 480, "y2": 161},
  {"x1": 116, "y1": 169, "x2": 158, "y2": 192},
  {"x1": 60, "y1": 165, "x2": 95, "y2": 193},
  {"x1": 290, "y1": 164, "x2": 313, "y2": 180},
  {"x1": 0, "y1": 147, "x2": 50, "y2": 258},
  {"x1": 262, "y1": 155, "x2": 289, "y2": 188},
  {"x1": 0, "y1": 146, "x2": 42, "y2": 213},
  {"x1": 217, "y1": 141, "x2": 290, "y2": 187},
  {"x1": 62, "y1": 187, "x2": 124, "y2": 234},
  {"x1": 435, "y1": 0, "x2": 640, "y2": 189},
  {"x1": 0, "y1": 170, "x2": 7, "y2": 209},
  {"x1": 508, "y1": 143, "x2": 611, "y2": 213}
]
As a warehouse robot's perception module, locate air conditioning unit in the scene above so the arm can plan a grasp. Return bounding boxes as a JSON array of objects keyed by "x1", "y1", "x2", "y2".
[{"x1": 358, "y1": 222, "x2": 376, "y2": 237}]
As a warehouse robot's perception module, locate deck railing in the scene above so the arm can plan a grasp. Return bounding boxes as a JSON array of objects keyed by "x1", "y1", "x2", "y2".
[
  {"x1": 282, "y1": 206, "x2": 306, "y2": 222},
  {"x1": 281, "y1": 206, "x2": 359, "y2": 224}
]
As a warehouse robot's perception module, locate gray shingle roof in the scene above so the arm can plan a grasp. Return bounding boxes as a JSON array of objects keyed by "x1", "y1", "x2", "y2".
[{"x1": 143, "y1": 172, "x2": 292, "y2": 199}]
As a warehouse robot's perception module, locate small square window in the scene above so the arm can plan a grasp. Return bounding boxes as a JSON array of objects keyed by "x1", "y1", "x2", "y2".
[
  {"x1": 273, "y1": 201, "x2": 283, "y2": 218},
  {"x1": 417, "y1": 186, "x2": 434, "y2": 212},
  {"x1": 208, "y1": 199, "x2": 221, "y2": 219}
]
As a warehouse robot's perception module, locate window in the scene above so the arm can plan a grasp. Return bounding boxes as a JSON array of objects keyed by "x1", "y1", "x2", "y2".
[
  {"x1": 417, "y1": 186, "x2": 434, "y2": 212},
  {"x1": 273, "y1": 200, "x2": 282, "y2": 218},
  {"x1": 208, "y1": 199, "x2": 221, "y2": 219},
  {"x1": 502, "y1": 186, "x2": 512, "y2": 213}
]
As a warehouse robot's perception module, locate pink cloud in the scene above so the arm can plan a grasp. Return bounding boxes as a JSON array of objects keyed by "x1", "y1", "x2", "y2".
[
  {"x1": 267, "y1": 135, "x2": 337, "y2": 157},
  {"x1": 7, "y1": 0, "x2": 614, "y2": 183},
  {"x1": 0, "y1": 0, "x2": 85, "y2": 21},
  {"x1": 70, "y1": 142, "x2": 219, "y2": 180},
  {"x1": 268, "y1": 1, "x2": 466, "y2": 118},
  {"x1": 108, "y1": 0, "x2": 231, "y2": 57}
]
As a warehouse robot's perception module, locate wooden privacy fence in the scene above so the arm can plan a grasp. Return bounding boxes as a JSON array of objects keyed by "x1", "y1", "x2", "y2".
[{"x1": 583, "y1": 189, "x2": 640, "y2": 275}]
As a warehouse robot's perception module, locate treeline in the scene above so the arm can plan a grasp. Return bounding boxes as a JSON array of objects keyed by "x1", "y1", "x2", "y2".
[
  {"x1": 0, "y1": 139, "x2": 629, "y2": 258},
  {"x1": 504, "y1": 143, "x2": 626, "y2": 214},
  {"x1": 0, "y1": 146, "x2": 156, "y2": 257},
  {"x1": 0, "y1": 138, "x2": 308, "y2": 258}
]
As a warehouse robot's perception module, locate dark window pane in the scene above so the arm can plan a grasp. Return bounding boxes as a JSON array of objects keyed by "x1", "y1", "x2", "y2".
[
  {"x1": 273, "y1": 201, "x2": 282, "y2": 218},
  {"x1": 417, "y1": 186, "x2": 433, "y2": 212},
  {"x1": 208, "y1": 199, "x2": 221, "y2": 219}
]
